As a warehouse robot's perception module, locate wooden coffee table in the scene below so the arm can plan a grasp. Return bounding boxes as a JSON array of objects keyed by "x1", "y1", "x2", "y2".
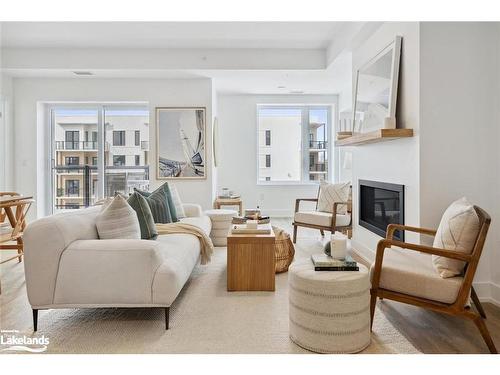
[{"x1": 226, "y1": 228, "x2": 276, "y2": 291}]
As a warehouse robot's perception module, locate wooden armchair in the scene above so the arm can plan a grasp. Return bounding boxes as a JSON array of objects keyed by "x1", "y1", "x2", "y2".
[
  {"x1": 292, "y1": 187, "x2": 352, "y2": 243},
  {"x1": 370, "y1": 206, "x2": 497, "y2": 353}
]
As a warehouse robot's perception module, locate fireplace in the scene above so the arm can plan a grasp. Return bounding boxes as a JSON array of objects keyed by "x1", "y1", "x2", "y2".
[{"x1": 359, "y1": 180, "x2": 405, "y2": 241}]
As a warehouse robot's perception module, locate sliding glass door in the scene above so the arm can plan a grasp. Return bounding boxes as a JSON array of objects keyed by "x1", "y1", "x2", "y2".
[{"x1": 50, "y1": 104, "x2": 149, "y2": 213}]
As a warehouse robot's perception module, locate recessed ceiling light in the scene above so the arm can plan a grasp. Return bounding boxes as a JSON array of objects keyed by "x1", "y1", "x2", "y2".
[
  {"x1": 277, "y1": 86, "x2": 286, "y2": 89},
  {"x1": 290, "y1": 89, "x2": 304, "y2": 94},
  {"x1": 73, "y1": 71, "x2": 94, "y2": 76}
]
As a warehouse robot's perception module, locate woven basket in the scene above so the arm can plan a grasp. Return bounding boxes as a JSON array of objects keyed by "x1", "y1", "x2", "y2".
[{"x1": 272, "y1": 226, "x2": 295, "y2": 273}]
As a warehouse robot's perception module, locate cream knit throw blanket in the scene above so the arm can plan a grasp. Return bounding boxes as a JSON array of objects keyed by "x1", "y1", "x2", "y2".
[{"x1": 155, "y1": 223, "x2": 214, "y2": 265}]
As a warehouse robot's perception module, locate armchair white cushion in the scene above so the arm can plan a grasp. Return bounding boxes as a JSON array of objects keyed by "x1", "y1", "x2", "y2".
[
  {"x1": 369, "y1": 247, "x2": 464, "y2": 304},
  {"x1": 294, "y1": 211, "x2": 351, "y2": 227}
]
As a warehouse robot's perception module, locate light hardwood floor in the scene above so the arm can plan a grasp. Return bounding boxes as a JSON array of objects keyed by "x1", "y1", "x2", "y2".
[{"x1": 272, "y1": 217, "x2": 500, "y2": 354}]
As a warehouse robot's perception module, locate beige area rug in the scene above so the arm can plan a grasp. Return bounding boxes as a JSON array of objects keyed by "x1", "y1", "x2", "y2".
[{"x1": 0, "y1": 238, "x2": 420, "y2": 354}]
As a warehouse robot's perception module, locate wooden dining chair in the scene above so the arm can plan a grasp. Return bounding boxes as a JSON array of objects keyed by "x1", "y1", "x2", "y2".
[
  {"x1": 370, "y1": 206, "x2": 497, "y2": 353},
  {"x1": 0, "y1": 198, "x2": 34, "y2": 265}
]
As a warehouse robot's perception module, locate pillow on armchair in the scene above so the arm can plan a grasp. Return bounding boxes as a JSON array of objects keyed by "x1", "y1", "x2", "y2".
[
  {"x1": 432, "y1": 197, "x2": 480, "y2": 278},
  {"x1": 317, "y1": 181, "x2": 350, "y2": 215}
]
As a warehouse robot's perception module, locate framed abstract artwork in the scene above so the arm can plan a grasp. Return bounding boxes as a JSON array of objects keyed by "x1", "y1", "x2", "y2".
[{"x1": 156, "y1": 107, "x2": 206, "y2": 179}]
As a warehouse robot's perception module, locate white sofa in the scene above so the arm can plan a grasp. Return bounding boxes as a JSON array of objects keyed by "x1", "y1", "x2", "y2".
[{"x1": 23, "y1": 203, "x2": 211, "y2": 331}]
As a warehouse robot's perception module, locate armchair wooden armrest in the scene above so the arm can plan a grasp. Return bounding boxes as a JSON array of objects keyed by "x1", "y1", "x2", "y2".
[
  {"x1": 377, "y1": 238, "x2": 472, "y2": 262},
  {"x1": 294, "y1": 198, "x2": 318, "y2": 213},
  {"x1": 331, "y1": 201, "x2": 350, "y2": 229},
  {"x1": 386, "y1": 223, "x2": 437, "y2": 240}
]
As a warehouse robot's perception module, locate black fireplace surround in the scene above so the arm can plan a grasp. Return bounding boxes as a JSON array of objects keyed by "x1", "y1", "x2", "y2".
[{"x1": 359, "y1": 180, "x2": 405, "y2": 241}]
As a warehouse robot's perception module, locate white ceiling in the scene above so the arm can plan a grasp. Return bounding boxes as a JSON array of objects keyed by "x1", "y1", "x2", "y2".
[
  {"x1": 0, "y1": 22, "x2": 366, "y2": 95},
  {"x1": 1, "y1": 22, "x2": 344, "y2": 49}
]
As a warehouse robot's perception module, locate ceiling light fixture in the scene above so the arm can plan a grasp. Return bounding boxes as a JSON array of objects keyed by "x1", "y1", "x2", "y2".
[
  {"x1": 277, "y1": 86, "x2": 286, "y2": 89},
  {"x1": 73, "y1": 71, "x2": 94, "y2": 76},
  {"x1": 290, "y1": 89, "x2": 304, "y2": 94}
]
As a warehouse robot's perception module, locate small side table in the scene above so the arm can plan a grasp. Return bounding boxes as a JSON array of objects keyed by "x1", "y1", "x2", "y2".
[
  {"x1": 227, "y1": 229, "x2": 276, "y2": 291},
  {"x1": 214, "y1": 197, "x2": 243, "y2": 216}
]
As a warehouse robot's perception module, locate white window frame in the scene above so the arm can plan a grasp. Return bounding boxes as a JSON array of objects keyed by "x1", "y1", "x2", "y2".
[
  {"x1": 47, "y1": 102, "x2": 148, "y2": 213},
  {"x1": 256, "y1": 104, "x2": 334, "y2": 186}
]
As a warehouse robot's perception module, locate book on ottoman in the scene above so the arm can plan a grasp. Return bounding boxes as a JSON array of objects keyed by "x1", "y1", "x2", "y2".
[{"x1": 311, "y1": 254, "x2": 359, "y2": 271}]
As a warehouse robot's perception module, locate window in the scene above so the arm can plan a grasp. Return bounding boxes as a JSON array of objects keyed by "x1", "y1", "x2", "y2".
[
  {"x1": 135, "y1": 155, "x2": 140, "y2": 166},
  {"x1": 65, "y1": 156, "x2": 79, "y2": 166},
  {"x1": 65, "y1": 131, "x2": 79, "y2": 150},
  {"x1": 113, "y1": 155, "x2": 126, "y2": 166},
  {"x1": 135, "y1": 130, "x2": 140, "y2": 146},
  {"x1": 113, "y1": 131, "x2": 126, "y2": 146},
  {"x1": 51, "y1": 105, "x2": 149, "y2": 213},
  {"x1": 257, "y1": 105, "x2": 331, "y2": 183},
  {"x1": 265, "y1": 154, "x2": 271, "y2": 168},
  {"x1": 265, "y1": 130, "x2": 271, "y2": 146},
  {"x1": 65, "y1": 180, "x2": 80, "y2": 196}
]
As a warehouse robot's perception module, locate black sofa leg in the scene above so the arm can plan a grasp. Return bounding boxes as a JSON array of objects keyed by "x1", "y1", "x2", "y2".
[
  {"x1": 165, "y1": 307, "x2": 170, "y2": 330},
  {"x1": 33, "y1": 309, "x2": 38, "y2": 332}
]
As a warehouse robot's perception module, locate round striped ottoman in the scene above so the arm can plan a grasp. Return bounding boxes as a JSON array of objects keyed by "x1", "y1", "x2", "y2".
[
  {"x1": 288, "y1": 260, "x2": 370, "y2": 353},
  {"x1": 205, "y1": 209, "x2": 238, "y2": 247}
]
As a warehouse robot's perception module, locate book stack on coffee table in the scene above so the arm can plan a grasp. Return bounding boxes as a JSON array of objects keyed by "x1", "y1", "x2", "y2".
[{"x1": 311, "y1": 254, "x2": 359, "y2": 271}]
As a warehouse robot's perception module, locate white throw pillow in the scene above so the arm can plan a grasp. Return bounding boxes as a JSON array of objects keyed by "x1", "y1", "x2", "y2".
[
  {"x1": 169, "y1": 184, "x2": 186, "y2": 219},
  {"x1": 432, "y1": 197, "x2": 480, "y2": 278},
  {"x1": 317, "y1": 181, "x2": 350, "y2": 215},
  {"x1": 96, "y1": 195, "x2": 141, "y2": 240}
]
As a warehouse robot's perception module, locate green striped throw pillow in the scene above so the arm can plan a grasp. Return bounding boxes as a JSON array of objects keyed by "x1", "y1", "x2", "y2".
[{"x1": 127, "y1": 192, "x2": 158, "y2": 240}]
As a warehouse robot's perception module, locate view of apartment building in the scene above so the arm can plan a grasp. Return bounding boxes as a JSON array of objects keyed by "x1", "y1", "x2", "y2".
[
  {"x1": 53, "y1": 109, "x2": 150, "y2": 210},
  {"x1": 258, "y1": 106, "x2": 329, "y2": 183}
]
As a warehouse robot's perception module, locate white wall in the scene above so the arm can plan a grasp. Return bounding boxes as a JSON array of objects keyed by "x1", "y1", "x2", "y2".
[
  {"x1": 12, "y1": 77, "x2": 215, "y2": 217},
  {"x1": 419, "y1": 22, "x2": 500, "y2": 303},
  {"x1": 0, "y1": 74, "x2": 14, "y2": 191},
  {"x1": 350, "y1": 22, "x2": 421, "y2": 259},
  {"x1": 217, "y1": 94, "x2": 338, "y2": 217}
]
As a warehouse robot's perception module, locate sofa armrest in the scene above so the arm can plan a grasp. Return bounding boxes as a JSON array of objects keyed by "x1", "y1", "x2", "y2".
[
  {"x1": 49, "y1": 239, "x2": 165, "y2": 307},
  {"x1": 182, "y1": 203, "x2": 203, "y2": 217}
]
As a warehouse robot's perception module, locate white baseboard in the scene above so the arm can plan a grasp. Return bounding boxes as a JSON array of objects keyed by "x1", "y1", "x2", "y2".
[
  {"x1": 474, "y1": 281, "x2": 500, "y2": 308},
  {"x1": 266, "y1": 209, "x2": 294, "y2": 217},
  {"x1": 350, "y1": 238, "x2": 375, "y2": 264},
  {"x1": 350, "y1": 240, "x2": 500, "y2": 307}
]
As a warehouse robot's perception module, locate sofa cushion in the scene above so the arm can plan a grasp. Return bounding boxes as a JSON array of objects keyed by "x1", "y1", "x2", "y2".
[
  {"x1": 432, "y1": 197, "x2": 480, "y2": 278},
  {"x1": 369, "y1": 248, "x2": 464, "y2": 304},
  {"x1": 294, "y1": 211, "x2": 351, "y2": 227},
  {"x1": 169, "y1": 184, "x2": 186, "y2": 219},
  {"x1": 127, "y1": 192, "x2": 158, "y2": 240},
  {"x1": 96, "y1": 195, "x2": 141, "y2": 240},
  {"x1": 317, "y1": 181, "x2": 350, "y2": 214},
  {"x1": 135, "y1": 184, "x2": 174, "y2": 223},
  {"x1": 179, "y1": 216, "x2": 212, "y2": 236}
]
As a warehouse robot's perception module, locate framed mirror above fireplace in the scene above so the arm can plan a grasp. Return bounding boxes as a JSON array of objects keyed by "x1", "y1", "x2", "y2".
[{"x1": 359, "y1": 179, "x2": 405, "y2": 241}]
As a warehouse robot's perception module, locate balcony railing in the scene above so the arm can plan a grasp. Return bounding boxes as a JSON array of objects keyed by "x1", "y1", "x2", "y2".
[
  {"x1": 309, "y1": 163, "x2": 327, "y2": 172},
  {"x1": 55, "y1": 141, "x2": 98, "y2": 150},
  {"x1": 141, "y1": 141, "x2": 149, "y2": 150},
  {"x1": 54, "y1": 165, "x2": 149, "y2": 210},
  {"x1": 309, "y1": 140, "x2": 327, "y2": 149}
]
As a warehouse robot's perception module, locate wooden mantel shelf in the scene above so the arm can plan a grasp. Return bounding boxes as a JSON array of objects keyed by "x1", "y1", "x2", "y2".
[{"x1": 335, "y1": 128, "x2": 414, "y2": 147}]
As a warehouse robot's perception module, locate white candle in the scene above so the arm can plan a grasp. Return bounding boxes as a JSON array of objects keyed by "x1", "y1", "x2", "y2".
[{"x1": 331, "y1": 233, "x2": 347, "y2": 260}]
